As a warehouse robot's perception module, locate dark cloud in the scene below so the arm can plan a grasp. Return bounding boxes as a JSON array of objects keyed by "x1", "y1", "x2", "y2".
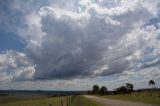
[
  {"x1": 25, "y1": 3, "x2": 155, "y2": 80},
  {"x1": 0, "y1": 0, "x2": 160, "y2": 82}
]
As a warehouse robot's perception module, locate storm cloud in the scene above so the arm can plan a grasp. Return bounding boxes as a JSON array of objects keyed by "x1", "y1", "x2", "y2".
[{"x1": 0, "y1": 0, "x2": 160, "y2": 82}]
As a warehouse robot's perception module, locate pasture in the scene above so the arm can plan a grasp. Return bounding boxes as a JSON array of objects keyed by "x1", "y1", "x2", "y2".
[
  {"x1": 70, "y1": 96, "x2": 101, "y2": 106},
  {"x1": 0, "y1": 95, "x2": 66, "y2": 106},
  {"x1": 0, "y1": 94, "x2": 101, "y2": 106},
  {"x1": 131, "y1": 91, "x2": 160, "y2": 97},
  {"x1": 102, "y1": 91, "x2": 160, "y2": 105}
]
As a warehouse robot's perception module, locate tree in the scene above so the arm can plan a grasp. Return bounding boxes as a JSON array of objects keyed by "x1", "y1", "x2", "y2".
[
  {"x1": 149, "y1": 80, "x2": 156, "y2": 96},
  {"x1": 125, "y1": 83, "x2": 134, "y2": 92},
  {"x1": 116, "y1": 86, "x2": 127, "y2": 94},
  {"x1": 149, "y1": 80, "x2": 155, "y2": 88},
  {"x1": 100, "y1": 86, "x2": 108, "y2": 95},
  {"x1": 92, "y1": 85, "x2": 100, "y2": 94},
  {"x1": 87, "y1": 90, "x2": 92, "y2": 95}
]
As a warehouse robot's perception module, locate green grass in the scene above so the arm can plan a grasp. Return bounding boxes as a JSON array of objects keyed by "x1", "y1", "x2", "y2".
[
  {"x1": 82, "y1": 96, "x2": 102, "y2": 106},
  {"x1": 0, "y1": 96, "x2": 66, "y2": 106},
  {"x1": 0, "y1": 95, "x2": 102, "y2": 106},
  {"x1": 69, "y1": 96, "x2": 78, "y2": 106},
  {"x1": 102, "y1": 95, "x2": 160, "y2": 106},
  {"x1": 0, "y1": 96, "x2": 26, "y2": 104},
  {"x1": 70, "y1": 96, "x2": 102, "y2": 106}
]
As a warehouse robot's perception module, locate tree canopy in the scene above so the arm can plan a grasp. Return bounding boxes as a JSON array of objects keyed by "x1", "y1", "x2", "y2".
[
  {"x1": 125, "y1": 83, "x2": 134, "y2": 91},
  {"x1": 92, "y1": 85, "x2": 100, "y2": 94},
  {"x1": 149, "y1": 80, "x2": 156, "y2": 88},
  {"x1": 100, "y1": 86, "x2": 108, "y2": 95}
]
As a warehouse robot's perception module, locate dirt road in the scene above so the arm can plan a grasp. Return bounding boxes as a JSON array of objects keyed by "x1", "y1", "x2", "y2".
[{"x1": 84, "y1": 95, "x2": 157, "y2": 106}]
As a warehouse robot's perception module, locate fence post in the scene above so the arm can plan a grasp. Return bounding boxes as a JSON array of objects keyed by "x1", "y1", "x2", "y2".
[
  {"x1": 61, "y1": 99, "x2": 63, "y2": 106},
  {"x1": 49, "y1": 104, "x2": 52, "y2": 106},
  {"x1": 70, "y1": 97, "x2": 71, "y2": 103},
  {"x1": 67, "y1": 97, "x2": 69, "y2": 106},
  {"x1": 69, "y1": 97, "x2": 70, "y2": 104},
  {"x1": 71, "y1": 96, "x2": 73, "y2": 102}
]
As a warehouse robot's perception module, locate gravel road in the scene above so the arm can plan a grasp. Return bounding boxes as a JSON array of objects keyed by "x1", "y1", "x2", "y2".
[{"x1": 84, "y1": 95, "x2": 157, "y2": 106}]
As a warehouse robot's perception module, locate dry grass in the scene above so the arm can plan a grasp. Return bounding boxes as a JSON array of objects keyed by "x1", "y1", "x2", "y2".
[
  {"x1": 131, "y1": 91, "x2": 160, "y2": 97},
  {"x1": 0, "y1": 96, "x2": 66, "y2": 106},
  {"x1": 103, "y1": 92, "x2": 160, "y2": 106}
]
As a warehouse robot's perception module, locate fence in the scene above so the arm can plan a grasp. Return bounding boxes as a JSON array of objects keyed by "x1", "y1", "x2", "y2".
[
  {"x1": 48, "y1": 96, "x2": 75, "y2": 106},
  {"x1": 131, "y1": 91, "x2": 160, "y2": 97}
]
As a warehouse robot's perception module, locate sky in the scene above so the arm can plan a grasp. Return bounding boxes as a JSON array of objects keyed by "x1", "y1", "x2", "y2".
[{"x1": 0, "y1": 0, "x2": 160, "y2": 91}]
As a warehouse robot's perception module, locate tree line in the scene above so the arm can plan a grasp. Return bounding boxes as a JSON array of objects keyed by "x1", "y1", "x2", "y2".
[
  {"x1": 88, "y1": 80, "x2": 156, "y2": 95},
  {"x1": 88, "y1": 85, "x2": 108, "y2": 95}
]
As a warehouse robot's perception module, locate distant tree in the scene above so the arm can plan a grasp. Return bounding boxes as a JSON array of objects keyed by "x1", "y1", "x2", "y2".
[
  {"x1": 92, "y1": 85, "x2": 100, "y2": 94},
  {"x1": 87, "y1": 90, "x2": 92, "y2": 95},
  {"x1": 100, "y1": 86, "x2": 108, "y2": 95},
  {"x1": 116, "y1": 86, "x2": 127, "y2": 94},
  {"x1": 149, "y1": 80, "x2": 155, "y2": 88},
  {"x1": 149, "y1": 80, "x2": 156, "y2": 96},
  {"x1": 125, "y1": 83, "x2": 134, "y2": 92}
]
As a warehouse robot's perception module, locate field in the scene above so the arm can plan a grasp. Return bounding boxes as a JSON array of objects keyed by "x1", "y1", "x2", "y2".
[
  {"x1": 70, "y1": 96, "x2": 101, "y2": 106},
  {"x1": 0, "y1": 94, "x2": 101, "y2": 106},
  {"x1": 102, "y1": 91, "x2": 160, "y2": 106},
  {"x1": 131, "y1": 91, "x2": 160, "y2": 97},
  {"x1": 1, "y1": 91, "x2": 160, "y2": 106},
  {"x1": 0, "y1": 95, "x2": 65, "y2": 106}
]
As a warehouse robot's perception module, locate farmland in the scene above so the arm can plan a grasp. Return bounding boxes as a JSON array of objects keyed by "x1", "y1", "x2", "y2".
[
  {"x1": 101, "y1": 91, "x2": 160, "y2": 105},
  {"x1": 0, "y1": 94, "x2": 101, "y2": 106},
  {"x1": 70, "y1": 96, "x2": 101, "y2": 106},
  {"x1": 0, "y1": 95, "x2": 65, "y2": 106},
  {"x1": 0, "y1": 90, "x2": 160, "y2": 106}
]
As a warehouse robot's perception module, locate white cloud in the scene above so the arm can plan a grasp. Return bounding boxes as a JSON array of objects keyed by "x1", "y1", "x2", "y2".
[
  {"x1": 0, "y1": 51, "x2": 35, "y2": 81},
  {"x1": 16, "y1": 0, "x2": 160, "y2": 80},
  {"x1": 1, "y1": 0, "x2": 160, "y2": 90},
  {"x1": 79, "y1": 0, "x2": 139, "y2": 16}
]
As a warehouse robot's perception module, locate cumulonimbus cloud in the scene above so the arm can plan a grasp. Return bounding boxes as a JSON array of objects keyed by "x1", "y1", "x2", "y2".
[{"x1": 0, "y1": 0, "x2": 160, "y2": 81}]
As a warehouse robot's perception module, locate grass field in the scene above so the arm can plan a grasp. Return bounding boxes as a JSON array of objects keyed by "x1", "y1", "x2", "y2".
[
  {"x1": 70, "y1": 96, "x2": 101, "y2": 106},
  {"x1": 0, "y1": 95, "x2": 68, "y2": 106},
  {"x1": 131, "y1": 91, "x2": 160, "y2": 97},
  {"x1": 82, "y1": 96, "x2": 101, "y2": 106},
  {"x1": 0, "y1": 95, "x2": 101, "y2": 106},
  {"x1": 103, "y1": 94, "x2": 160, "y2": 106}
]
